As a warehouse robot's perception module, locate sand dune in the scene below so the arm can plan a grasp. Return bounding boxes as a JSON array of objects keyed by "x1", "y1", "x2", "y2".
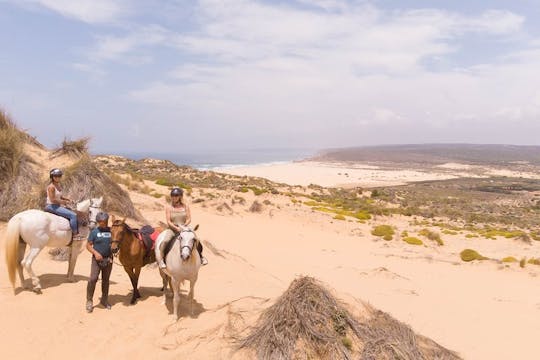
[{"x1": 2, "y1": 179, "x2": 540, "y2": 359}]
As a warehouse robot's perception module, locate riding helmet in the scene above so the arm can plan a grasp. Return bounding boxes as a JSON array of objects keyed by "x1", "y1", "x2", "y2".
[
  {"x1": 95, "y1": 212, "x2": 109, "y2": 222},
  {"x1": 170, "y1": 187, "x2": 183, "y2": 196},
  {"x1": 49, "y1": 168, "x2": 63, "y2": 179}
]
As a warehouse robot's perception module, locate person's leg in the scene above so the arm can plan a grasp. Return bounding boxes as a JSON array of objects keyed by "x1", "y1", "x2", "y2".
[
  {"x1": 100, "y1": 261, "x2": 112, "y2": 309},
  {"x1": 156, "y1": 229, "x2": 174, "y2": 269},
  {"x1": 86, "y1": 257, "x2": 100, "y2": 312},
  {"x1": 53, "y1": 206, "x2": 79, "y2": 234}
]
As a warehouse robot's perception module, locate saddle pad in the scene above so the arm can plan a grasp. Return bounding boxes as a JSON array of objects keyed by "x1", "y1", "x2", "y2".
[{"x1": 139, "y1": 225, "x2": 160, "y2": 251}]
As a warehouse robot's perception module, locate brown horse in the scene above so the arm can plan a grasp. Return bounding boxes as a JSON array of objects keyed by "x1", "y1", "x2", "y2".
[{"x1": 110, "y1": 217, "x2": 166, "y2": 304}]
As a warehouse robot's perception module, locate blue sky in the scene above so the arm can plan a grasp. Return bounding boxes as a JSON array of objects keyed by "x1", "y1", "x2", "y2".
[{"x1": 1, "y1": 0, "x2": 540, "y2": 154}]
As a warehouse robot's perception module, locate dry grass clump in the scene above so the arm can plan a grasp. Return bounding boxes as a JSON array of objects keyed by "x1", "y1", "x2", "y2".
[
  {"x1": 62, "y1": 157, "x2": 142, "y2": 220},
  {"x1": 249, "y1": 200, "x2": 263, "y2": 213},
  {"x1": 50, "y1": 137, "x2": 90, "y2": 158},
  {"x1": 418, "y1": 228, "x2": 444, "y2": 245},
  {"x1": 0, "y1": 111, "x2": 40, "y2": 220},
  {"x1": 239, "y1": 276, "x2": 461, "y2": 360}
]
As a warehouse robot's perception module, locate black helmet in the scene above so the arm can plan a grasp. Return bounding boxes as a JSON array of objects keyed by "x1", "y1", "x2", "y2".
[
  {"x1": 95, "y1": 212, "x2": 109, "y2": 222},
  {"x1": 49, "y1": 168, "x2": 63, "y2": 179},
  {"x1": 170, "y1": 187, "x2": 183, "y2": 196}
]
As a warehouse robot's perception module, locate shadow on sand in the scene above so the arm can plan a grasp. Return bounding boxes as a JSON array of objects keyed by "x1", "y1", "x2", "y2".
[{"x1": 15, "y1": 273, "x2": 105, "y2": 294}]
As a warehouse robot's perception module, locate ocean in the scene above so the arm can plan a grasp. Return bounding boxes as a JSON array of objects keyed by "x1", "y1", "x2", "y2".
[{"x1": 114, "y1": 147, "x2": 319, "y2": 170}]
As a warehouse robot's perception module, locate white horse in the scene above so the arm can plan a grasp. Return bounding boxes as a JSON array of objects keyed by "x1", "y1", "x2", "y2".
[
  {"x1": 5, "y1": 197, "x2": 103, "y2": 293},
  {"x1": 157, "y1": 225, "x2": 201, "y2": 319}
]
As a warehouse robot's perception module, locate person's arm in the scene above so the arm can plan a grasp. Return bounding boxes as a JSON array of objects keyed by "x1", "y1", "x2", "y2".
[
  {"x1": 184, "y1": 204, "x2": 191, "y2": 226},
  {"x1": 86, "y1": 232, "x2": 103, "y2": 261},
  {"x1": 166, "y1": 205, "x2": 181, "y2": 232}
]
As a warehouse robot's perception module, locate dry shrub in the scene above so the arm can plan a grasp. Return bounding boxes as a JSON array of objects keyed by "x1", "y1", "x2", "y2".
[
  {"x1": 0, "y1": 111, "x2": 41, "y2": 220},
  {"x1": 217, "y1": 202, "x2": 233, "y2": 213},
  {"x1": 249, "y1": 200, "x2": 263, "y2": 213},
  {"x1": 51, "y1": 137, "x2": 90, "y2": 158},
  {"x1": 239, "y1": 276, "x2": 460, "y2": 360},
  {"x1": 62, "y1": 156, "x2": 143, "y2": 220}
]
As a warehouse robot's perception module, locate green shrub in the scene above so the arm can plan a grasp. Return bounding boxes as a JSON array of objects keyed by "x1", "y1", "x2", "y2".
[
  {"x1": 371, "y1": 225, "x2": 395, "y2": 239},
  {"x1": 442, "y1": 229, "x2": 458, "y2": 235},
  {"x1": 501, "y1": 256, "x2": 518, "y2": 263},
  {"x1": 520, "y1": 257, "x2": 527, "y2": 268},
  {"x1": 527, "y1": 258, "x2": 540, "y2": 265},
  {"x1": 403, "y1": 237, "x2": 423, "y2": 245},
  {"x1": 333, "y1": 214, "x2": 346, "y2": 220},
  {"x1": 341, "y1": 337, "x2": 352, "y2": 350},
  {"x1": 460, "y1": 249, "x2": 488, "y2": 262},
  {"x1": 401, "y1": 230, "x2": 408, "y2": 237}
]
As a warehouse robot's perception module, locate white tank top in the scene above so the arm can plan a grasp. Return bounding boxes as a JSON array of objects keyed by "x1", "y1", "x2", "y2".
[{"x1": 46, "y1": 186, "x2": 63, "y2": 205}]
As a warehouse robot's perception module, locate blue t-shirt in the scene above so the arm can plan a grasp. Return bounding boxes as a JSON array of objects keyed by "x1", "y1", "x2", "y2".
[{"x1": 88, "y1": 226, "x2": 112, "y2": 258}]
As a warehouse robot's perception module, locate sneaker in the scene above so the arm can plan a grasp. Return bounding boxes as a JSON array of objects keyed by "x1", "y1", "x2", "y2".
[
  {"x1": 158, "y1": 259, "x2": 167, "y2": 269},
  {"x1": 100, "y1": 302, "x2": 112, "y2": 310},
  {"x1": 201, "y1": 257, "x2": 208, "y2": 266},
  {"x1": 86, "y1": 300, "x2": 93, "y2": 313}
]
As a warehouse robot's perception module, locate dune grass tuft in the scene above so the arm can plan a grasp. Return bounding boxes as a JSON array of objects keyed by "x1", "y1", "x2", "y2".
[{"x1": 51, "y1": 137, "x2": 90, "y2": 158}]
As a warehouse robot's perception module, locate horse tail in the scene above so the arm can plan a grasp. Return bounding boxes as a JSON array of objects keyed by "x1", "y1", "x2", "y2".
[{"x1": 5, "y1": 215, "x2": 22, "y2": 289}]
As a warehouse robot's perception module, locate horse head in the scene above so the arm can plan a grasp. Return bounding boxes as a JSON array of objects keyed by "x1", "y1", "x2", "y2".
[
  {"x1": 180, "y1": 229, "x2": 197, "y2": 261},
  {"x1": 110, "y1": 216, "x2": 127, "y2": 255},
  {"x1": 75, "y1": 196, "x2": 103, "y2": 228}
]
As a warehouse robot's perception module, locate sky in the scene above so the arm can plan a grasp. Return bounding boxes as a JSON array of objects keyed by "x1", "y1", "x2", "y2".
[{"x1": 1, "y1": 0, "x2": 540, "y2": 154}]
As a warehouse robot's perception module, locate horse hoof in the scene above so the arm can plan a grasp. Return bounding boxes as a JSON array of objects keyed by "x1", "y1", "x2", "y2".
[
  {"x1": 67, "y1": 277, "x2": 76, "y2": 283},
  {"x1": 33, "y1": 288, "x2": 42, "y2": 294}
]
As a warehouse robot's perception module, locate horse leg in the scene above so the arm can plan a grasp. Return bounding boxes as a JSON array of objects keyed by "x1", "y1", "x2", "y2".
[
  {"x1": 67, "y1": 240, "x2": 84, "y2": 282},
  {"x1": 188, "y1": 279, "x2": 197, "y2": 317},
  {"x1": 159, "y1": 270, "x2": 169, "y2": 305},
  {"x1": 22, "y1": 247, "x2": 43, "y2": 293},
  {"x1": 133, "y1": 267, "x2": 142, "y2": 299},
  {"x1": 123, "y1": 266, "x2": 139, "y2": 304},
  {"x1": 16, "y1": 240, "x2": 27, "y2": 288},
  {"x1": 172, "y1": 278, "x2": 181, "y2": 320}
]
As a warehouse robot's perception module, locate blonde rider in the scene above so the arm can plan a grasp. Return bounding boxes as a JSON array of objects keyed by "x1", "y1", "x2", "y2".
[{"x1": 156, "y1": 187, "x2": 207, "y2": 268}]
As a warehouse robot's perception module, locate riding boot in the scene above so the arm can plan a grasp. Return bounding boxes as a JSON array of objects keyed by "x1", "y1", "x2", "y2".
[{"x1": 197, "y1": 241, "x2": 208, "y2": 266}]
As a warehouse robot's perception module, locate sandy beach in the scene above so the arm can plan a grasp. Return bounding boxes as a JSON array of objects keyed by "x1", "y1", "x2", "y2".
[
  {"x1": 2, "y1": 156, "x2": 540, "y2": 359},
  {"x1": 213, "y1": 160, "x2": 533, "y2": 188}
]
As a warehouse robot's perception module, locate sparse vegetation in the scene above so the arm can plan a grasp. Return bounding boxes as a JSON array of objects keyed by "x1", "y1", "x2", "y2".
[
  {"x1": 460, "y1": 249, "x2": 488, "y2": 262},
  {"x1": 501, "y1": 256, "x2": 518, "y2": 263},
  {"x1": 371, "y1": 225, "x2": 394, "y2": 241},
  {"x1": 403, "y1": 237, "x2": 423, "y2": 245},
  {"x1": 51, "y1": 137, "x2": 89, "y2": 158},
  {"x1": 419, "y1": 228, "x2": 444, "y2": 245}
]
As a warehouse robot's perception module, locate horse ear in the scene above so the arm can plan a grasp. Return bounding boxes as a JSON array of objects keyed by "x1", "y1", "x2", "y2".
[
  {"x1": 111, "y1": 214, "x2": 116, "y2": 223},
  {"x1": 122, "y1": 217, "x2": 126, "y2": 223},
  {"x1": 193, "y1": 224, "x2": 199, "y2": 231}
]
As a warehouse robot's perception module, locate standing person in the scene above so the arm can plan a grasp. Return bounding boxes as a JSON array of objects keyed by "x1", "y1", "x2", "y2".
[
  {"x1": 44, "y1": 168, "x2": 79, "y2": 239},
  {"x1": 86, "y1": 212, "x2": 113, "y2": 313},
  {"x1": 156, "y1": 187, "x2": 207, "y2": 269}
]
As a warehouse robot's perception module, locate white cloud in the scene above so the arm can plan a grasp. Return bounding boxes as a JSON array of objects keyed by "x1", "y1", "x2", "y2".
[{"x1": 14, "y1": 0, "x2": 129, "y2": 24}]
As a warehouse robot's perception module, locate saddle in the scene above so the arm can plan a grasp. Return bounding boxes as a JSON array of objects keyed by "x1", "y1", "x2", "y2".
[
  {"x1": 43, "y1": 208, "x2": 88, "y2": 232},
  {"x1": 134, "y1": 225, "x2": 161, "y2": 261}
]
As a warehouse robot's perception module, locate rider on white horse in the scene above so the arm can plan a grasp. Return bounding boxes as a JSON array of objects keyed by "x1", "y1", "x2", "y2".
[
  {"x1": 44, "y1": 168, "x2": 81, "y2": 240},
  {"x1": 156, "y1": 187, "x2": 207, "y2": 269}
]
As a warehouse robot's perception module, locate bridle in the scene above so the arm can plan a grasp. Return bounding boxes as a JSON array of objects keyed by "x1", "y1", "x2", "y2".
[
  {"x1": 180, "y1": 229, "x2": 196, "y2": 257},
  {"x1": 110, "y1": 221, "x2": 128, "y2": 256},
  {"x1": 88, "y1": 199, "x2": 101, "y2": 228}
]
